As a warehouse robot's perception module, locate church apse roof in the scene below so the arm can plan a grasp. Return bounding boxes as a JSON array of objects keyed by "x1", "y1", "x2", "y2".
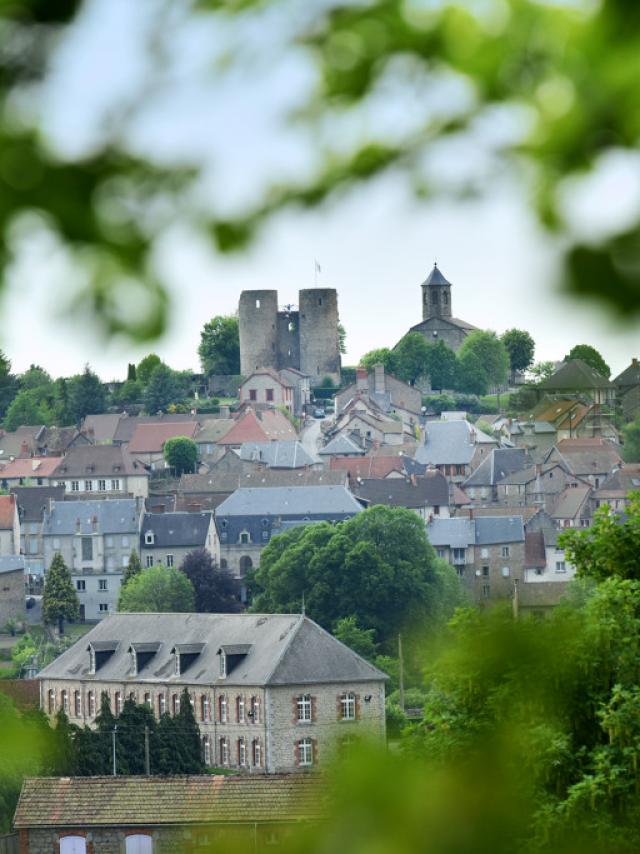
[{"x1": 422, "y1": 263, "x2": 451, "y2": 287}]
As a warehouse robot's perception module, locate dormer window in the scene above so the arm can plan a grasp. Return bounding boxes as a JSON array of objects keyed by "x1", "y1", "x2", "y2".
[
  {"x1": 128, "y1": 642, "x2": 161, "y2": 676},
  {"x1": 88, "y1": 641, "x2": 118, "y2": 674},
  {"x1": 218, "y1": 644, "x2": 252, "y2": 678},
  {"x1": 172, "y1": 643, "x2": 206, "y2": 676},
  {"x1": 144, "y1": 531, "x2": 154, "y2": 545},
  {"x1": 239, "y1": 531, "x2": 250, "y2": 545}
]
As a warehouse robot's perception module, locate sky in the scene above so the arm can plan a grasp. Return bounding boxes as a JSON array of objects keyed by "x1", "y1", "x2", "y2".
[{"x1": 2, "y1": 0, "x2": 638, "y2": 380}]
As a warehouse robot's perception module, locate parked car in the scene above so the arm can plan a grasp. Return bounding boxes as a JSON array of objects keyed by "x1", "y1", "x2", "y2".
[
  {"x1": 313, "y1": 407, "x2": 326, "y2": 419},
  {"x1": 26, "y1": 597, "x2": 36, "y2": 610}
]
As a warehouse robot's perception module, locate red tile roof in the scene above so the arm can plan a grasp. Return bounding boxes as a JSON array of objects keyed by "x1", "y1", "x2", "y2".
[
  {"x1": 217, "y1": 410, "x2": 270, "y2": 446},
  {"x1": 128, "y1": 422, "x2": 198, "y2": 453},
  {"x1": 0, "y1": 494, "x2": 17, "y2": 529},
  {"x1": 329, "y1": 455, "x2": 404, "y2": 479},
  {"x1": 0, "y1": 457, "x2": 63, "y2": 480}
]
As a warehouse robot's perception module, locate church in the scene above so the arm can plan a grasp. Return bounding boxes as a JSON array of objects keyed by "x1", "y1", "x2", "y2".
[{"x1": 406, "y1": 263, "x2": 477, "y2": 352}]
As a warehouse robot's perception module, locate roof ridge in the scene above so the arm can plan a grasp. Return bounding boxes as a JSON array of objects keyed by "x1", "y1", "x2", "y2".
[{"x1": 264, "y1": 613, "x2": 306, "y2": 684}]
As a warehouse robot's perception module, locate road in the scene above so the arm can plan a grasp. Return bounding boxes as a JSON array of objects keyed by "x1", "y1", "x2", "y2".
[{"x1": 300, "y1": 417, "x2": 323, "y2": 459}]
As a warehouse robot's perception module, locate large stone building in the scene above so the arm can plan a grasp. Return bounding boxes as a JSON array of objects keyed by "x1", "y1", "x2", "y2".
[
  {"x1": 238, "y1": 289, "x2": 341, "y2": 384},
  {"x1": 38, "y1": 612, "x2": 387, "y2": 774},
  {"x1": 406, "y1": 263, "x2": 477, "y2": 352}
]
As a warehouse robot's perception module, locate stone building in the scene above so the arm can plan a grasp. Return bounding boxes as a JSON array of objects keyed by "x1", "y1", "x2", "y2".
[
  {"x1": 405, "y1": 264, "x2": 477, "y2": 352},
  {"x1": 38, "y1": 612, "x2": 387, "y2": 775},
  {"x1": 140, "y1": 511, "x2": 216, "y2": 569},
  {"x1": 14, "y1": 774, "x2": 322, "y2": 854},
  {"x1": 0, "y1": 555, "x2": 26, "y2": 626},
  {"x1": 238, "y1": 289, "x2": 341, "y2": 385},
  {"x1": 42, "y1": 499, "x2": 143, "y2": 622}
]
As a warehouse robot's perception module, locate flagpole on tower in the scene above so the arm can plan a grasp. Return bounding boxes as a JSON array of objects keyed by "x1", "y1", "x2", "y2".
[{"x1": 314, "y1": 259, "x2": 321, "y2": 287}]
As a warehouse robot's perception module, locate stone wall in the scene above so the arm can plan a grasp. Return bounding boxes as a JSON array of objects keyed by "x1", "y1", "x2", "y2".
[
  {"x1": 0, "y1": 568, "x2": 24, "y2": 626},
  {"x1": 239, "y1": 290, "x2": 279, "y2": 376}
]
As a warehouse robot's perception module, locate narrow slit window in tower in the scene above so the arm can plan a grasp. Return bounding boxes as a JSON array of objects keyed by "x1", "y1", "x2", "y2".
[{"x1": 256, "y1": 299, "x2": 260, "y2": 308}]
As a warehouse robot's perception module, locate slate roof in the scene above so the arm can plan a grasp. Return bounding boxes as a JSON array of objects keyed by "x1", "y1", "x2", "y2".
[
  {"x1": 541, "y1": 359, "x2": 613, "y2": 391},
  {"x1": 43, "y1": 499, "x2": 140, "y2": 536},
  {"x1": 38, "y1": 612, "x2": 386, "y2": 687},
  {"x1": 318, "y1": 434, "x2": 365, "y2": 456},
  {"x1": 547, "y1": 438, "x2": 622, "y2": 476},
  {"x1": 613, "y1": 359, "x2": 640, "y2": 389},
  {"x1": 422, "y1": 263, "x2": 451, "y2": 287},
  {"x1": 141, "y1": 512, "x2": 212, "y2": 548},
  {"x1": 11, "y1": 486, "x2": 65, "y2": 522},
  {"x1": 194, "y1": 419, "x2": 235, "y2": 445},
  {"x1": 113, "y1": 414, "x2": 201, "y2": 445},
  {"x1": 409, "y1": 316, "x2": 478, "y2": 335},
  {"x1": 551, "y1": 485, "x2": 591, "y2": 519},
  {"x1": 0, "y1": 494, "x2": 17, "y2": 529},
  {"x1": 0, "y1": 555, "x2": 25, "y2": 575},
  {"x1": 427, "y1": 515, "x2": 525, "y2": 547},
  {"x1": 239, "y1": 441, "x2": 318, "y2": 468},
  {"x1": 0, "y1": 426, "x2": 45, "y2": 460},
  {"x1": 14, "y1": 774, "x2": 324, "y2": 828},
  {"x1": 128, "y1": 421, "x2": 198, "y2": 453},
  {"x1": 0, "y1": 457, "x2": 63, "y2": 480},
  {"x1": 463, "y1": 448, "x2": 531, "y2": 488},
  {"x1": 457, "y1": 505, "x2": 541, "y2": 524},
  {"x1": 51, "y1": 446, "x2": 146, "y2": 478},
  {"x1": 352, "y1": 473, "x2": 449, "y2": 509},
  {"x1": 82, "y1": 414, "x2": 124, "y2": 444},
  {"x1": 215, "y1": 486, "x2": 362, "y2": 517},
  {"x1": 524, "y1": 531, "x2": 546, "y2": 568},
  {"x1": 497, "y1": 462, "x2": 569, "y2": 487},
  {"x1": 595, "y1": 464, "x2": 640, "y2": 498},
  {"x1": 415, "y1": 420, "x2": 494, "y2": 467}
]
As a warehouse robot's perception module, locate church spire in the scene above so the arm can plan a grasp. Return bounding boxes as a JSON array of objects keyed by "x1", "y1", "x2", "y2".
[{"x1": 421, "y1": 263, "x2": 452, "y2": 320}]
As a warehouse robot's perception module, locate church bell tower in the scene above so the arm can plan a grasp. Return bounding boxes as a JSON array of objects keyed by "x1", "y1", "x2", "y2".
[{"x1": 421, "y1": 263, "x2": 452, "y2": 321}]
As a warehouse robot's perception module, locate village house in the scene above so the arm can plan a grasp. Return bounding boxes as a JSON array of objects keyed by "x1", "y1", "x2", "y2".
[
  {"x1": 51, "y1": 445, "x2": 150, "y2": 499},
  {"x1": 42, "y1": 499, "x2": 144, "y2": 622},
  {"x1": 317, "y1": 433, "x2": 366, "y2": 459},
  {"x1": 12, "y1": 486, "x2": 65, "y2": 576},
  {"x1": 140, "y1": 511, "x2": 216, "y2": 569},
  {"x1": 550, "y1": 485, "x2": 593, "y2": 529},
  {"x1": 462, "y1": 448, "x2": 532, "y2": 504},
  {"x1": 613, "y1": 357, "x2": 640, "y2": 421},
  {"x1": 37, "y1": 612, "x2": 387, "y2": 775},
  {"x1": 494, "y1": 462, "x2": 588, "y2": 511},
  {"x1": 13, "y1": 774, "x2": 322, "y2": 853},
  {"x1": 415, "y1": 419, "x2": 499, "y2": 482},
  {"x1": 351, "y1": 471, "x2": 451, "y2": 521},
  {"x1": 239, "y1": 367, "x2": 295, "y2": 414},
  {"x1": 543, "y1": 437, "x2": 622, "y2": 489},
  {"x1": 193, "y1": 419, "x2": 235, "y2": 462},
  {"x1": 329, "y1": 455, "x2": 406, "y2": 481},
  {"x1": 539, "y1": 359, "x2": 616, "y2": 410},
  {"x1": 214, "y1": 486, "x2": 363, "y2": 577},
  {"x1": 216, "y1": 409, "x2": 297, "y2": 449},
  {"x1": 0, "y1": 456, "x2": 63, "y2": 489},
  {"x1": 592, "y1": 464, "x2": 640, "y2": 513},
  {"x1": 0, "y1": 493, "x2": 21, "y2": 556},
  {"x1": 426, "y1": 514, "x2": 526, "y2": 603},
  {"x1": 335, "y1": 364, "x2": 422, "y2": 430},
  {"x1": 278, "y1": 366, "x2": 312, "y2": 417},
  {"x1": 238, "y1": 441, "x2": 320, "y2": 469},
  {"x1": 127, "y1": 421, "x2": 200, "y2": 471}
]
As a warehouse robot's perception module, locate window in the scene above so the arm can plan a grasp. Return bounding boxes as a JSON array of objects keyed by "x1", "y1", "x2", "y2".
[
  {"x1": 482, "y1": 584, "x2": 491, "y2": 598},
  {"x1": 297, "y1": 694, "x2": 312, "y2": 722},
  {"x1": 145, "y1": 555, "x2": 154, "y2": 568},
  {"x1": 298, "y1": 738, "x2": 313, "y2": 767},
  {"x1": 111, "y1": 479, "x2": 120, "y2": 491},
  {"x1": 81, "y1": 537, "x2": 93, "y2": 561},
  {"x1": 48, "y1": 689, "x2": 55, "y2": 713},
  {"x1": 71, "y1": 480, "x2": 79, "y2": 492},
  {"x1": 219, "y1": 695, "x2": 228, "y2": 723},
  {"x1": 53, "y1": 537, "x2": 60, "y2": 550},
  {"x1": 62, "y1": 690, "x2": 69, "y2": 713},
  {"x1": 253, "y1": 739, "x2": 262, "y2": 767},
  {"x1": 105, "y1": 535, "x2": 113, "y2": 548},
  {"x1": 88, "y1": 691, "x2": 95, "y2": 717},
  {"x1": 452, "y1": 548, "x2": 466, "y2": 565},
  {"x1": 99, "y1": 603, "x2": 108, "y2": 613},
  {"x1": 238, "y1": 737, "x2": 247, "y2": 766},
  {"x1": 239, "y1": 555, "x2": 253, "y2": 576},
  {"x1": 166, "y1": 554, "x2": 174, "y2": 568},
  {"x1": 501, "y1": 545, "x2": 511, "y2": 558},
  {"x1": 60, "y1": 836, "x2": 87, "y2": 854},
  {"x1": 203, "y1": 736, "x2": 211, "y2": 766},
  {"x1": 125, "y1": 835, "x2": 153, "y2": 854},
  {"x1": 158, "y1": 695, "x2": 166, "y2": 716},
  {"x1": 76, "y1": 580, "x2": 86, "y2": 591},
  {"x1": 436, "y1": 548, "x2": 446, "y2": 559},
  {"x1": 237, "y1": 696, "x2": 245, "y2": 723},
  {"x1": 144, "y1": 531, "x2": 154, "y2": 545},
  {"x1": 84, "y1": 480, "x2": 92, "y2": 492},
  {"x1": 239, "y1": 531, "x2": 250, "y2": 545},
  {"x1": 201, "y1": 694, "x2": 210, "y2": 722},
  {"x1": 501, "y1": 566, "x2": 510, "y2": 578},
  {"x1": 481, "y1": 548, "x2": 489, "y2": 559},
  {"x1": 98, "y1": 479, "x2": 106, "y2": 491},
  {"x1": 74, "y1": 690, "x2": 81, "y2": 717},
  {"x1": 99, "y1": 579, "x2": 108, "y2": 591},
  {"x1": 115, "y1": 692, "x2": 123, "y2": 715},
  {"x1": 144, "y1": 693, "x2": 151, "y2": 708},
  {"x1": 482, "y1": 566, "x2": 489, "y2": 577},
  {"x1": 129, "y1": 691, "x2": 136, "y2": 703},
  {"x1": 555, "y1": 561, "x2": 567, "y2": 573},
  {"x1": 122, "y1": 536, "x2": 129, "y2": 548},
  {"x1": 341, "y1": 692, "x2": 356, "y2": 721},
  {"x1": 251, "y1": 696, "x2": 261, "y2": 724},
  {"x1": 266, "y1": 388, "x2": 274, "y2": 402},
  {"x1": 172, "y1": 693, "x2": 180, "y2": 715},
  {"x1": 220, "y1": 737, "x2": 230, "y2": 766},
  {"x1": 249, "y1": 389, "x2": 257, "y2": 401},
  {"x1": 122, "y1": 556, "x2": 129, "y2": 568}
]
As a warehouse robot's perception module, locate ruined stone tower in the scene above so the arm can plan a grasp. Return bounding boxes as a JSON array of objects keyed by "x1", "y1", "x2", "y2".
[{"x1": 239, "y1": 288, "x2": 341, "y2": 384}]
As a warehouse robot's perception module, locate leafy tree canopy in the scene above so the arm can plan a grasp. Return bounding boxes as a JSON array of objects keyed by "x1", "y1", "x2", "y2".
[
  {"x1": 426, "y1": 340, "x2": 457, "y2": 391},
  {"x1": 529, "y1": 361, "x2": 556, "y2": 383},
  {"x1": 67, "y1": 365, "x2": 106, "y2": 423},
  {"x1": 180, "y1": 549, "x2": 242, "y2": 613},
  {"x1": 564, "y1": 344, "x2": 611, "y2": 378},
  {"x1": 118, "y1": 564, "x2": 195, "y2": 613},
  {"x1": 501, "y1": 329, "x2": 535, "y2": 374},
  {"x1": 458, "y1": 331, "x2": 509, "y2": 389},
  {"x1": 622, "y1": 419, "x2": 640, "y2": 464},
  {"x1": 392, "y1": 333, "x2": 431, "y2": 386},
  {"x1": 137, "y1": 354, "x2": 163, "y2": 386},
  {"x1": 163, "y1": 436, "x2": 198, "y2": 476},
  {"x1": 143, "y1": 364, "x2": 183, "y2": 414},
  {"x1": 333, "y1": 616, "x2": 378, "y2": 662},
  {"x1": 121, "y1": 550, "x2": 142, "y2": 589},
  {"x1": 19, "y1": 365, "x2": 53, "y2": 391},
  {"x1": 454, "y1": 349, "x2": 488, "y2": 396},
  {"x1": 251, "y1": 506, "x2": 461, "y2": 648},
  {"x1": 359, "y1": 348, "x2": 395, "y2": 374},
  {"x1": 4, "y1": 389, "x2": 54, "y2": 432},
  {"x1": 198, "y1": 316, "x2": 240, "y2": 376}
]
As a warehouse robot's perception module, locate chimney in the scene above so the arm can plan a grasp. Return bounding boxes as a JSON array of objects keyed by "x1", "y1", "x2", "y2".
[
  {"x1": 19, "y1": 440, "x2": 29, "y2": 458},
  {"x1": 356, "y1": 368, "x2": 368, "y2": 391},
  {"x1": 374, "y1": 363, "x2": 385, "y2": 394},
  {"x1": 410, "y1": 473, "x2": 417, "y2": 487},
  {"x1": 220, "y1": 405, "x2": 230, "y2": 418},
  {"x1": 633, "y1": 358, "x2": 638, "y2": 368},
  {"x1": 75, "y1": 517, "x2": 81, "y2": 533},
  {"x1": 468, "y1": 508, "x2": 473, "y2": 520},
  {"x1": 92, "y1": 515, "x2": 98, "y2": 531}
]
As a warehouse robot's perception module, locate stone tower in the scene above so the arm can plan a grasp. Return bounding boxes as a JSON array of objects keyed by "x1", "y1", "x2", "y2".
[
  {"x1": 238, "y1": 290, "x2": 279, "y2": 375},
  {"x1": 421, "y1": 263, "x2": 452, "y2": 321},
  {"x1": 238, "y1": 288, "x2": 341, "y2": 384}
]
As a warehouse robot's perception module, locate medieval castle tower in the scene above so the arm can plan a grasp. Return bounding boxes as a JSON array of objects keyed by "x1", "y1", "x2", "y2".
[{"x1": 238, "y1": 289, "x2": 341, "y2": 385}]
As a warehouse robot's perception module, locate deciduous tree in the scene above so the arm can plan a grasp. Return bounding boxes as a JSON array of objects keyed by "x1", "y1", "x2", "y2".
[
  {"x1": 198, "y1": 316, "x2": 240, "y2": 376},
  {"x1": 458, "y1": 331, "x2": 509, "y2": 390},
  {"x1": 564, "y1": 344, "x2": 611, "y2": 378},
  {"x1": 501, "y1": 329, "x2": 535, "y2": 376},
  {"x1": 118, "y1": 565, "x2": 195, "y2": 613},
  {"x1": 163, "y1": 436, "x2": 198, "y2": 476},
  {"x1": 180, "y1": 549, "x2": 242, "y2": 613},
  {"x1": 392, "y1": 334, "x2": 431, "y2": 386},
  {"x1": 68, "y1": 365, "x2": 106, "y2": 423}
]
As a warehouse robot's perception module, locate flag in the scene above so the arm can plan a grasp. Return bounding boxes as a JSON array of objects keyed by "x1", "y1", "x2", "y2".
[{"x1": 315, "y1": 260, "x2": 321, "y2": 273}]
